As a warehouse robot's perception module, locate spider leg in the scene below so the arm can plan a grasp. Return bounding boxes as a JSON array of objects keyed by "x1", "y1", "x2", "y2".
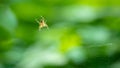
[
  {"x1": 45, "y1": 24, "x2": 49, "y2": 29},
  {"x1": 39, "y1": 25, "x2": 42, "y2": 31},
  {"x1": 35, "y1": 19, "x2": 40, "y2": 24}
]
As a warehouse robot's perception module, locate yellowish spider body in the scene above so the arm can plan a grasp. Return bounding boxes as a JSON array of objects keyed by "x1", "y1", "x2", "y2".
[{"x1": 35, "y1": 16, "x2": 49, "y2": 31}]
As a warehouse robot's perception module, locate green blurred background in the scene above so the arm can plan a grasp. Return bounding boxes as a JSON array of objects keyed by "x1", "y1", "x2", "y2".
[{"x1": 0, "y1": 0, "x2": 120, "y2": 68}]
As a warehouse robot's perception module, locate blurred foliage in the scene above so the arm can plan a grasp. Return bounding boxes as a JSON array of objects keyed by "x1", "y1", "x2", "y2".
[{"x1": 0, "y1": 0, "x2": 120, "y2": 68}]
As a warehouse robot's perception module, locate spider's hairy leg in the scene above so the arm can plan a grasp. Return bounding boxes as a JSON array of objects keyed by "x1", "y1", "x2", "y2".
[
  {"x1": 41, "y1": 16, "x2": 44, "y2": 19},
  {"x1": 39, "y1": 25, "x2": 42, "y2": 31},
  {"x1": 35, "y1": 19, "x2": 40, "y2": 24},
  {"x1": 46, "y1": 24, "x2": 49, "y2": 29},
  {"x1": 45, "y1": 20, "x2": 47, "y2": 23}
]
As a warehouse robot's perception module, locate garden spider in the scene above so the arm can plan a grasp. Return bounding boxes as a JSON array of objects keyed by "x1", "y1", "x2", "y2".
[{"x1": 35, "y1": 16, "x2": 49, "y2": 31}]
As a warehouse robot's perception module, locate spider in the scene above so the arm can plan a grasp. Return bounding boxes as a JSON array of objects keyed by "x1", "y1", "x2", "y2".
[{"x1": 35, "y1": 16, "x2": 49, "y2": 31}]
